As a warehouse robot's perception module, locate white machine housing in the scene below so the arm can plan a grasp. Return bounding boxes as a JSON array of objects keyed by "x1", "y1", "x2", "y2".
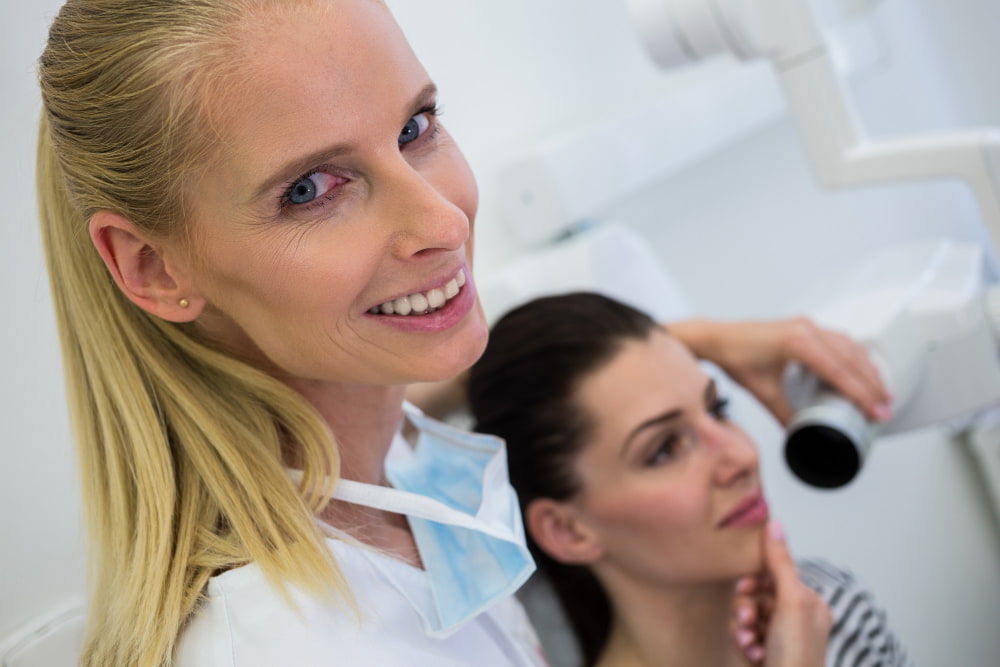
[{"x1": 783, "y1": 239, "x2": 1000, "y2": 487}]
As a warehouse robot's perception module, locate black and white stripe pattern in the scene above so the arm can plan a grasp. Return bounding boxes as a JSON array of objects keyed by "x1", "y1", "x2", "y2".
[{"x1": 798, "y1": 559, "x2": 913, "y2": 667}]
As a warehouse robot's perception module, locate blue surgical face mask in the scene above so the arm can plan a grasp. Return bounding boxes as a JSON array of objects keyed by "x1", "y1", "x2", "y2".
[{"x1": 329, "y1": 404, "x2": 536, "y2": 637}]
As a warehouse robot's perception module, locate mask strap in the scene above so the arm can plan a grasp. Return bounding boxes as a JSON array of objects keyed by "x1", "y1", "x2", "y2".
[
  {"x1": 287, "y1": 469, "x2": 518, "y2": 542},
  {"x1": 332, "y1": 479, "x2": 519, "y2": 542}
]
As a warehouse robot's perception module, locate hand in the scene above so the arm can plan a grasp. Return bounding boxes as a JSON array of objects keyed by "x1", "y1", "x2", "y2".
[
  {"x1": 671, "y1": 317, "x2": 893, "y2": 425},
  {"x1": 753, "y1": 521, "x2": 832, "y2": 667},
  {"x1": 731, "y1": 573, "x2": 769, "y2": 663}
]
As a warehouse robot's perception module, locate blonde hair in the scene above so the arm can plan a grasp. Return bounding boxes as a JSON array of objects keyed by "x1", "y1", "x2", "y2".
[{"x1": 37, "y1": 1, "x2": 351, "y2": 664}]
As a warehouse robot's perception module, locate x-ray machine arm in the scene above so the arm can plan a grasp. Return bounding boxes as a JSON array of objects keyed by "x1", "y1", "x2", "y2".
[{"x1": 627, "y1": 0, "x2": 1000, "y2": 257}]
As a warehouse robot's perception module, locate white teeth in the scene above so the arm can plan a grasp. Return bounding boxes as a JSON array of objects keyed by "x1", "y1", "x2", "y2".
[
  {"x1": 409, "y1": 292, "x2": 429, "y2": 313},
  {"x1": 393, "y1": 296, "x2": 413, "y2": 316},
  {"x1": 426, "y1": 288, "x2": 445, "y2": 309},
  {"x1": 373, "y1": 270, "x2": 466, "y2": 317}
]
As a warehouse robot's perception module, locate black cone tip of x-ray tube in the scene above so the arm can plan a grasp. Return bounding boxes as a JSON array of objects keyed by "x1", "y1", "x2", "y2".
[{"x1": 784, "y1": 425, "x2": 861, "y2": 489}]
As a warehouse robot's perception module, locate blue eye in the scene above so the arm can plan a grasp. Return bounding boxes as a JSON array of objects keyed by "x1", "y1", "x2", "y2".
[
  {"x1": 280, "y1": 170, "x2": 345, "y2": 210},
  {"x1": 399, "y1": 111, "x2": 432, "y2": 146},
  {"x1": 288, "y1": 176, "x2": 318, "y2": 204}
]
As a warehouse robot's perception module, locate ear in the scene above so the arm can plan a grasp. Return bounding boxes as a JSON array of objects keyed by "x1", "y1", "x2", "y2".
[
  {"x1": 89, "y1": 210, "x2": 204, "y2": 322},
  {"x1": 525, "y1": 498, "x2": 605, "y2": 566}
]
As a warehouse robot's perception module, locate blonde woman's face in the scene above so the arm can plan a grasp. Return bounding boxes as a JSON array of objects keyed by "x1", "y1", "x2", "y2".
[
  {"x1": 571, "y1": 332, "x2": 769, "y2": 586},
  {"x1": 176, "y1": 0, "x2": 487, "y2": 387}
]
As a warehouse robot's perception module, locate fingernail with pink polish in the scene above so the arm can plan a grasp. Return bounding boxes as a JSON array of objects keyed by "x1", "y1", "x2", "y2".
[
  {"x1": 736, "y1": 629, "x2": 754, "y2": 647},
  {"x1": 873, "y1": 404, "x2": 894, "y2": 422},
  {"x1": 768, "y1": 520, "x2": 785, "y2": 542},
  {"x1": 737, "y1": 605, "x2": 752, "y2": 623}
]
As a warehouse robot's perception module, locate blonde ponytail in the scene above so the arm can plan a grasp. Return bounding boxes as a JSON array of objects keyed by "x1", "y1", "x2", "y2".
[{"x1": 37, "y1": 2, "x2": 350, "y2": 664}]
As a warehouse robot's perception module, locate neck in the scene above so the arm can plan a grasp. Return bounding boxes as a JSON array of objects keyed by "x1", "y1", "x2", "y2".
[
  {"x1": 596, "y1": 577, "x2": 748, "y2": 667},
  {"x1": 284, "y1": 379, "x2": 421, "y2": 565},
  {"x1": 285, "y1": 379, "x2": 407, "y2": 483}
]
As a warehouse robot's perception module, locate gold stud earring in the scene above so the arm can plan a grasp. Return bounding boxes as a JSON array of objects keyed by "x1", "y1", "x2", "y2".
[{"x1": 178, "y1": 298, "x2": 190, "y2": 309}]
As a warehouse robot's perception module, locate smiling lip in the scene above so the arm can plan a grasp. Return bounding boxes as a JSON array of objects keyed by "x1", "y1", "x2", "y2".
[
  {"x1": 366, "y1": 267, "x2": 475, "y2": 333},
  {"x1": 718, "y1": 490, "x2": 769, "y2": 529}
]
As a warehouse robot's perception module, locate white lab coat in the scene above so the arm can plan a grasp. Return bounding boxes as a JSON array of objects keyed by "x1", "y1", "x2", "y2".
[
  {"x1": 175, "y1": 425, "x2": 547, "y2": 666},
  {"x1": 174, "y1": 537, "x2": 547, "y2": 666}
]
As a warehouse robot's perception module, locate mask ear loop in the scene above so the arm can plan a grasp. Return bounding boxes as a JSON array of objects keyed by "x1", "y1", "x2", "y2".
[
  {"x1": 402, "y1": 401, "x2": 425, "y2": 420},
  {"x1": 402, "y1": 400, "x2": 507, "y2": 453},
  {"x1": 284, "y1": 468, "x2": 520, "y2": 541},
  {"x1": 333, "y1": 478, "x2": 522, "y2": 543},
  {"x1": 399, "y1": 400, "x2": 430, "y2": 451}
]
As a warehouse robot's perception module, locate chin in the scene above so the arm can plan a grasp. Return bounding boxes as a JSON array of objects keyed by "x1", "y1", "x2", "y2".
[
  {"x1": 425, "y1": 324, "x2": 489, "y2": 382},
  {"x1": 716, "y1": 530, "x2": 767, "y2": 581},
  {"x1": 735, "y1": 535, "x2": 766, "y2": 577},
  {"x1": 453, "y1": 304, "x2": 490, "y2": 366}
]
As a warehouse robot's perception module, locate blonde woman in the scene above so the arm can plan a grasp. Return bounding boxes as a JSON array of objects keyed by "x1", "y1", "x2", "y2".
[{"x1": 37, "y1": 1, "x2": 891, "y2": 665}]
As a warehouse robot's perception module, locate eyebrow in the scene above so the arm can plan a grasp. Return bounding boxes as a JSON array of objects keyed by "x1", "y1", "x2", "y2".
[
  {"x1": 250, "y1": 83, "x2": 440, "y2": 202},
  {"x1": 620, "y1": 378, "x2": 718, "y2": 459}
]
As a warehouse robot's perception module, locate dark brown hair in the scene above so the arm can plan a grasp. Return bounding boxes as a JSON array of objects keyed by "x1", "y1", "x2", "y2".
[{"x1": 469, "y1": 291, "x2": 662, "y2": 666}]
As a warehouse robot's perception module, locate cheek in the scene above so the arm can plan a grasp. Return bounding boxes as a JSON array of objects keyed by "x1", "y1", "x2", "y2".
[
  {"x1": 212, "y1": 219, "x2": 375, "y2": 301},
  {"x1": 189, "y1": 228, "x2": 376, "y2": 360},
  {"x1": 589, "y1": 487, "x2": 709, "y2": 586},
  {"x1": 197, "y1": 245, "x2": 296, "y2": 314},
  {"x1": 593, "y1": 480, "x2": 767, "y2": 582},
  {"x1": 589, "y1": 480, "x2": 708, "y2": 543}
]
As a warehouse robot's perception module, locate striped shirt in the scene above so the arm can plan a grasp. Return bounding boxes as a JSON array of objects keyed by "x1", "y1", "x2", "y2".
[{"x1": 799, "y1": 559, "x2": 913, "y2": 667}]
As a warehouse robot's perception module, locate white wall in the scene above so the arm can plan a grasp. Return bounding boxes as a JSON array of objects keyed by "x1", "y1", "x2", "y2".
[
  {"x1": 4, "y1": 0, "x2": 999, "y2": 664},
  {"x1": 0, "y1": 0, "x2": 87, "y2": 651},
  {"x1": 385, "y1": 1, "x2": 729, "y2": 277}
]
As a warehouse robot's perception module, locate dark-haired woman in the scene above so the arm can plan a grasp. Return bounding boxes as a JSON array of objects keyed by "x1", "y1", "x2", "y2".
[{"x1": 469, "y1": 292, "x2": 911, "y2": 667}]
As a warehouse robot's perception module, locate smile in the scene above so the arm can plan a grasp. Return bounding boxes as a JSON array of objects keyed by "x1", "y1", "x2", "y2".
[{"x1": 368, "y1": 270, "x2": 466, "y2": 316}]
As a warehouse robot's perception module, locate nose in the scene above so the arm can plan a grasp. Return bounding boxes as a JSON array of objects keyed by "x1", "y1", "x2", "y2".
[
  {"x1": 703, "y1": 418, "x2": 759, "y2": 487},
  {"x1": 381, "y1": 156, "x2": 471, "y2": 260}
]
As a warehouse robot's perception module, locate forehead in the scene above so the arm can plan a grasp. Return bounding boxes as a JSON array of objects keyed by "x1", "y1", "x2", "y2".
[
  {"x1": 233, "y1": 0, "x2": 414, "y2": 92},
  {"x1": 575, "y1": 331, "x2": 706, "y2": 440},
  {"x1": 206, "y1": 1, "x2": 428, "y2": 182}
]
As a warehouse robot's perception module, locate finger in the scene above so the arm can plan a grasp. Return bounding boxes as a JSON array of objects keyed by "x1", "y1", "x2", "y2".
[
  {"x1": 823, "y1": 331, "x2": 893, "y2": 420},
  {"x1": 730, "y1": 608, "x2": 762, "y2": 648},
  {"x1": 735, "y1": 574, "x2": 760, "y2": 595},
  {"x1": 756, "y1": 595, "x2": 776, "y2": 623},
  {"x1": 786, "y1": 320, "x2": 891, "y2": 422},
  {"x1": 733, "y1": 626, "x2": 753, "y2": 648},
  {"x1": 755, "y1": 572, "x2": 775, "y2": 593},
  {"x1": 745, "y1": 577, "x2": 775, "y2": 615},
  {"x1": 733, "y1": 626, "x2": 765, "y2": 664},
  {"x1": 733, "y1": 598, "x2": 758, "y2": 628},
  {"x1": 761, "y1": 520, "x2": 799, "y2": 596}
]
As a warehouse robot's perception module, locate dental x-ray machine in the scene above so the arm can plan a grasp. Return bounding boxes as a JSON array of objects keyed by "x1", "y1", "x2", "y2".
[{"x1": 624, "y1": 0, "x2": 1000, "y2": 494}]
